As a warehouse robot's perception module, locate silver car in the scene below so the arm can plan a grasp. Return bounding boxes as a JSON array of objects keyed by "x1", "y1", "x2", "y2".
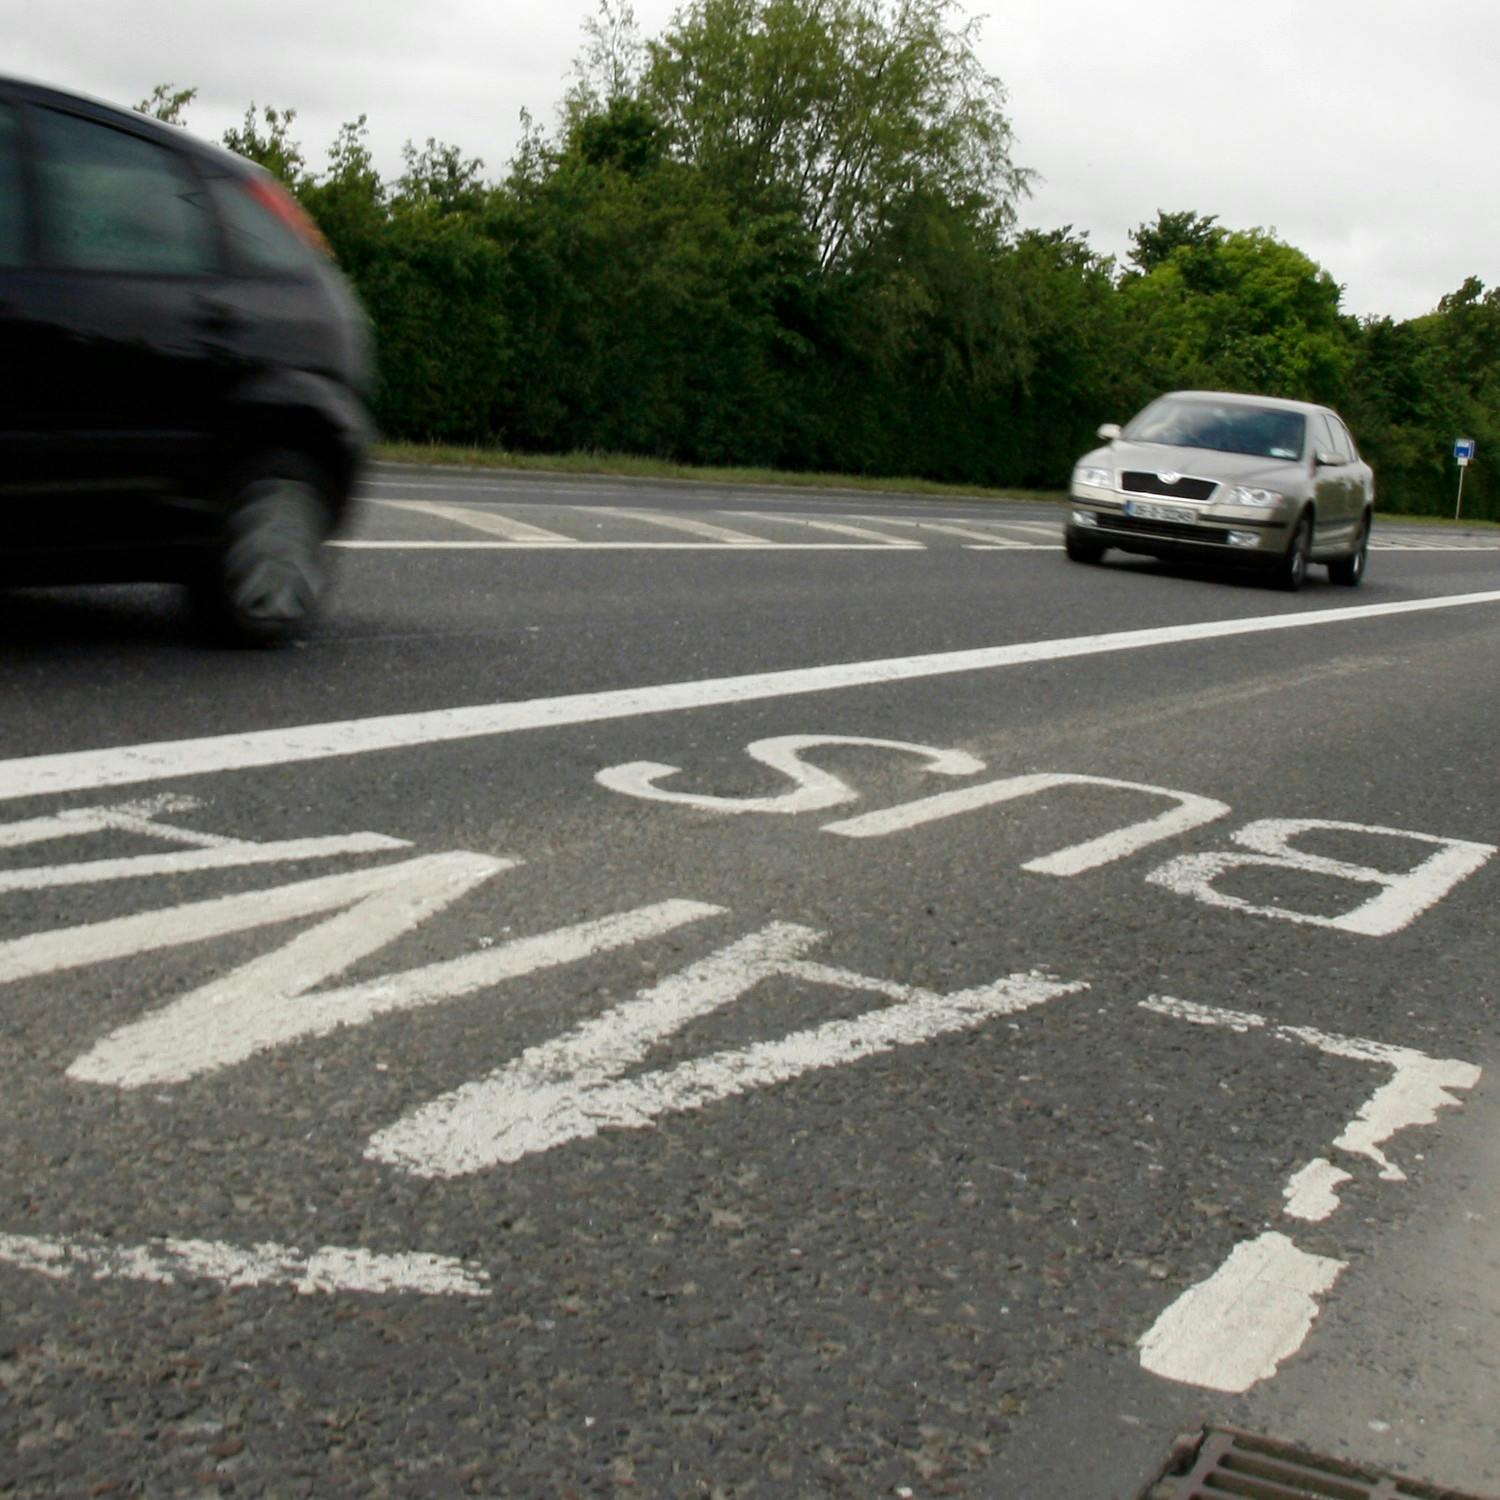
[{"x1": 1064, "y1": 390, "x2": 1373, "y2": 589}]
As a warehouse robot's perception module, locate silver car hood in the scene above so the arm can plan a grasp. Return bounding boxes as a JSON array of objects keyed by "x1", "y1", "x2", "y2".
[{"x1": 1083, "y1": 441, "x2": 1308, "y2": 492}]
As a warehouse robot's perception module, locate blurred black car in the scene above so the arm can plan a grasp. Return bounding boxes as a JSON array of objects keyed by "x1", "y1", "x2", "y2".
[{"x1": 0, "y1": 75, "x2": 372, "y2": 643}]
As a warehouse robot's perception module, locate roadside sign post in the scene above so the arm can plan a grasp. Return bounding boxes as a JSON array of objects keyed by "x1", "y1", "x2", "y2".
[{"x1": 1453, "y1": 438, "x2": 1476, "y2": 520}]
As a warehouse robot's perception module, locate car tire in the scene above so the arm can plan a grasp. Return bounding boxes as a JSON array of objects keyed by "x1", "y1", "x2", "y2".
[
  {"x1": 1277, "y1": 512, "x2": 1312, "y2": 592},
  {"x1": 1065, "y1": 532, "x2": 1106, "y2": 564},
  {"x1": 190, "y1": 451, "x2": 333, "y2": 647},
  {"x1": 1327, "y1": 513, "x2": 1370, "y2": 586}
]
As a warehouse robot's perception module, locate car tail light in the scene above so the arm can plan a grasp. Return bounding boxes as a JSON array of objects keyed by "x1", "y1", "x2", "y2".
[{"x1": 243, "y1": 173, "x2": 332, "y2": 256}]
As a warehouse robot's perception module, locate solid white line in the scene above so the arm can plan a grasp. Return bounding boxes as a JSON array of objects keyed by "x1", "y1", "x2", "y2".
[
  {"x1": 4, "y1": 590, "x2": 1500, "y2": 802},
  {"x1": 1138, "y1": 1231, "x2": 1346, "y2": 1393},
  {"x1": 372, "y1": 499, "x2": 576, "y2": 542},
  {"x1": 0, "y1": 1230, "x2": 489, "y2": 1297}
]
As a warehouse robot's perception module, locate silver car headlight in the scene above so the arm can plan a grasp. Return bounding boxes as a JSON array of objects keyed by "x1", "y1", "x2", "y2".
[
  {"x1": 1228, "y1": 485, "x2": 1285, "y2": 508},
  {"x1": 1072, "y1": 464, "x2": 1113, "y2": 490}
]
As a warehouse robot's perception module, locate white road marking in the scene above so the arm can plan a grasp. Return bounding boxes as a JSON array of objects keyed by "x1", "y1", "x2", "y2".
[
  {"x1": 371, "y1": 498, "x2": 576, "y2": 542},
  {"x1": 0, "y1": 1230, "x2": 489, "y2": 1297},
  {"x1": 4, "y1": 589, "x2": 1500, "y2": 803},
  {"x1": 0, "y1": 831, "x2": 407, "y2": 894},
  {"x1": 576, "y1": 506, "x2": 771, "y2": 544},
  {"x1": 721, "y1": 511, "x2": 923, "y2": 545},
  {"x1": 849, "y1": 514, "x2": 1033, "y2": 545},
  {"x1": 597, "y1": 734, "x2": 985, "y2": 814},
  {"x1": 0, "y1": 794, "x2": 241, "y2": 851},
  {"x1": 1147, "y1": 818, "x2": 1496, "y2": 936},
  {"x1": 335, "y1": 540, "x2": 917, "y2": 550},
  {"x1": 66, "y1": 879, "x2": 720, "y2": 1088},
  {"x1": 1136, "y1": 995, "x2": 1480, "y2": 1391},
  {"x1": 823, "y1": 773, "x2": 1230, "y2": 875},
  {"x1": 369, "y1": 923, "x2": 1083, "y2": 1177},
  {"x1": 1283, "y1": 1159, "x2": 1353, "y2": 1222},
  {"x1": 1137, "y1": 1232, "x2": 1346, "y2": 1394}
]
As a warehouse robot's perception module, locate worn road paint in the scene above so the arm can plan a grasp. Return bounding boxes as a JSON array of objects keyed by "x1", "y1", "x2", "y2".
[
  {"x1": 846, "y1": 514, "x2": 1034, "y2": 545},
  {"x1": 6, "y1": 590, "x2": 1500, "y2": 802},
  {"x1": 1283, "y1": 1159, "x2": 1354, "y2": 1222},
  {"x1": 0, "y1": 1230, "x2": 489, "y2": 1297},
  {"x1": 68, "y1": 883, "x2": 721, "y2": 1088},
  {"x1": 0, "y1": 794, "x2": 242, "y2": 850},
  {"x1": 1148, "y1": 818, "x2": 1496, "y2": 935},
  {"x1": 334, "y1": 540, "x2": 918, "y2": 551},
  {"x1": 1138, "y1": 1232, "x2": 1347, "y2": 1393},
  {"x1": 824, "y1": 772, "x2": 1230, "y2": 875},
  {"x1": 597, "y1": 735, "x2": 985, "y2": 815},
  {"x1": 1136, "y1": 995, "x2": 1480, "y2": 1391},
  {"x1": 369, "y1": 922, "x2": 1083, "y2": 1178},
  {"x1": 0, "y1": 831, "x2": 407, "y2": 894},
  {"x1": 1140, "y1": 995, "x2": 1481, "y2": 1185}
]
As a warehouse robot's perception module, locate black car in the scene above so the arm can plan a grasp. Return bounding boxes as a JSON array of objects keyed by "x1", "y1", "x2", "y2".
[{"x1": 0, "y1": 75, "x2": 372, "y2": 643}]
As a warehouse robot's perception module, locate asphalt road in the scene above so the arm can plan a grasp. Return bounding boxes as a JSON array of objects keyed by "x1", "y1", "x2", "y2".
[{"x1": 2, "y1": 465, "x2": 1499, "y2": 1499}]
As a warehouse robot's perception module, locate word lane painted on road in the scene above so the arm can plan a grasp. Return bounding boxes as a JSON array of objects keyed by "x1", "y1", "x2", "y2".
[
  {"x1": 0, "y1": 796, "x2": 1486, "y2": 1400},
  {"x1": 597, "y1": 735, "x2": 1497, "y2": 936}
]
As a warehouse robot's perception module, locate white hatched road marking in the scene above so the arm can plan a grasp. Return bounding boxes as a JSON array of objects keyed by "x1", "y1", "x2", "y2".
[
  {"x1": 371, "y1": 498, "x2": 576, "y2": 542},
  {"x1": 335, "y1": 540, "x2": 915, "y2": 551},
  {"x1": 4, "y1": 590, "x2": 1500, "y2": 802},
  {"x1": 848, "y1": 513, "x2": 1036, "y2": 546},
  {"x1": 720, "y1": 510, "x2": 923, "y2": 545},
  {"x1": 574, "y1": 506, "x2": 770, "y2": 544}
]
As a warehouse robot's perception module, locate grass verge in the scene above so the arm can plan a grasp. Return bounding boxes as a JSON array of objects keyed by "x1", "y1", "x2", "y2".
[{"x1": 373, "y1": 441, "x2": 1062, "y2": 506}]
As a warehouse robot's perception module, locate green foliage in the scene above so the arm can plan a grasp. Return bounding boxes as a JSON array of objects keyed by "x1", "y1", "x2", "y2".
[
  {"x1": 641, "y1": 0, "x2": 1030, "y2": 270},
  {"x1": 222, "y1": 103, "x2": 307, "y2": 187},
  {"x1": 163, "y1": 4, "x2": 1498, "y2": 517},
  {"x1": 136, "y1": 83, "x2": 197, "y2": 125}
]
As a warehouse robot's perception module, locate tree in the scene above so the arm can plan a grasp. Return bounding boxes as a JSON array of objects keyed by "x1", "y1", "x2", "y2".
[
  {"x1": 136, "y1": 83, "x2": 196, "y2": 126},
  {"x1": 222, "y1": 104, "x2": 307, "y2": 186},
  {"x1": 1127, "y1": 210, "x2": 1219, "y2": 275},
  {"x1": 1118, "y1": 226, "x2": 1355, "y2": 406},
  {"x1": 640, "y1": 0, "x2": 1031, "y2": 270}
]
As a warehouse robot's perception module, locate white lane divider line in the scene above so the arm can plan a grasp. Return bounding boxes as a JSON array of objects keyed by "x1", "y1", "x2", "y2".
[
  {"x1": 0, "y1": 1231, "x2": 490, "y2": 1298},
  {"x1": 370, "y1": 498, "x2": 577, "y2": 543},
  {"x1": 334, "y1": 540, "x2": 914, "y2": 551},
  {"x1": 721, "y1": 511, "x2": 923, "y2": 546},
  {"x1": 1136, "y1": 995, "x2": 1480, "y2": 1393},
  {"x1": 574, "y1": 506, "x2": 771, "y2": 544},
  {"x1": 4, "y1": 589, "x2": 1500, "y2": 803}
]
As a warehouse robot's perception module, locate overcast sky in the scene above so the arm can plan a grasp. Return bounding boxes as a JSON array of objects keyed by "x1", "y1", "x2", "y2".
[{"x1": 6, "y1": 0, "x2": 1493, "y2": 320}]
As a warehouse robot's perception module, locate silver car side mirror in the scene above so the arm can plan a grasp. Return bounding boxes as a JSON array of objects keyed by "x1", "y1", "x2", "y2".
[
  {"x1": 1314, "y1": 450, "x2": 1340, "y2": 467},
  {"x1": 1097, "y1": 423, "x2": 1122, "y2": 442}
]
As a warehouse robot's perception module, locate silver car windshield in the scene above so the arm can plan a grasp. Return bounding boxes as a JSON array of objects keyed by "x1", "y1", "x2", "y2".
[{"x1": 1124, "y1": 398, "x2": 1307, "y2": 461}]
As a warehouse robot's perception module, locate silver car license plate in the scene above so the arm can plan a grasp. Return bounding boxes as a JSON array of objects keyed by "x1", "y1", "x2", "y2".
[{"x1": 1125, "y1": 500, "x2": 1198, "y2": 524}]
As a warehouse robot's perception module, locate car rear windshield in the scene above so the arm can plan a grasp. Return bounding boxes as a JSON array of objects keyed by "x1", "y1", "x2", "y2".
[{"x1": 1125, "y1": 398, "x2": 1307, "y2": 461}]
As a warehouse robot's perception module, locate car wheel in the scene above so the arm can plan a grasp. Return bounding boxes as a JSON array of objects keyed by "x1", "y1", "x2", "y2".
[
  {"x1": 191, "y1": 451, "x2": 332, "y2": 646},
  {"x1": 1277, "y1": 513, "x2": 1312, "y2": 592},
  {"x1": 1065, "y1": 532, "x2": 1106, "y2": 564},
  {"x1": 1327, "y1": 513, "x2": 1370, "y2": 586}
]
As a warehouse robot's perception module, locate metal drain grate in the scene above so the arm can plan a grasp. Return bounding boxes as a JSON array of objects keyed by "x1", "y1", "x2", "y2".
[{"x1": 1140, "y1": 1427, "x2": 1498, "y2": 1500}]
